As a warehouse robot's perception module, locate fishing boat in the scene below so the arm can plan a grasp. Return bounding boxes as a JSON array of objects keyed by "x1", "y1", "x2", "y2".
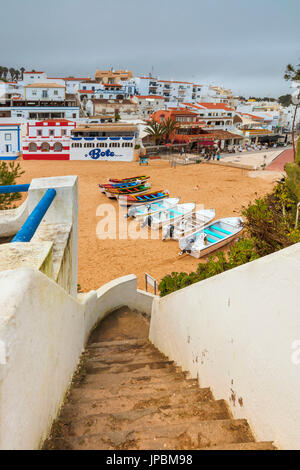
[
  {"x1": 119, "y1": 190, "x2": 170, "y2": 206},
  {"x1": 162, "y1": 209, "x2": 215, "y2": 240},
  {"x1": 99, "y1": 180, "x2": 145, "y2": 193},
  {"x1": 126, "y1": 197, "x2": 180, "y2": 219},
  {"x1": 142, "y1": 203, "x2": 195, "y2": 230},
  {"x1": 179, "y1": 217, "x2": 244, "y2": 258},
  {"x1": 109, "y1": 175, "x2": 149, "y2": 184},
  {"x1": 105, "y1": 182, "x2": 151, "y2": 199}
]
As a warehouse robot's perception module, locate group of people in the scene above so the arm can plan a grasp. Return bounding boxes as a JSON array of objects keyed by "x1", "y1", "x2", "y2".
[{"x1": 226, "y1": 141, "x2": 286, "y2": 154}]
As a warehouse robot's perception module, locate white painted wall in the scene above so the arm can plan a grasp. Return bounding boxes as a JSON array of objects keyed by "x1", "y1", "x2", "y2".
[
  {"x1": 0, "y1": 269, "x2": 155, "y2": 450},
  {"x1": 25, "y1": 86, "x2": 65, "y2": 101},
  {"x1": 0, "y1": 125, "x2": 20, "y2": 155},
  {"x1": 0, "y1": 268, "x2": 85, "y2": 450},
  {"x1": 70, "y1": 138, "x2": 135, "y2": 161},
  {"x1": 150, "y1": 242, "x2": 300, "y2": 450}
]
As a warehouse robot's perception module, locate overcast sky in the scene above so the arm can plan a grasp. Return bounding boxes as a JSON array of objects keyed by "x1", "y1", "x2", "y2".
[{"x1": 1, "y1": 0, "x2": 299, "y2": 97}]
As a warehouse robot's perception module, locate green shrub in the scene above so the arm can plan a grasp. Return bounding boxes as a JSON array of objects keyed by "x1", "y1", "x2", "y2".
[
  {"x1": 0, "y1": 161, "x2": 24, "y2": 210},
  {"x1": 159, "y1": 236, "x2": 258, "y2": 297},
  {"x1": 159, "y1": 178, "x2": 300, "y2": 297}
]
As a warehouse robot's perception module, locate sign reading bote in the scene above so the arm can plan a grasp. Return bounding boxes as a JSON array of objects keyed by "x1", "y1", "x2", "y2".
[{"x1": 70, "y1": 146, "x2": 134, "y2": 162}]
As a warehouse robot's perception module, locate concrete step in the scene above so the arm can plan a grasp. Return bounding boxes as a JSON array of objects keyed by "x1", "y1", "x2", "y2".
[
  {"x1": 50, "y1": 419, "x2": 254, "y2": 450},
  {"x1": 64, "y1": 387, "x2": 214, "y2": 416},
  {"x1": 84, "y1": 359, "x2": 175, "y2": 375},
  {"x1": 87, "y1": 338, "x2": 150, "y2": 350},
  {"x1": 86, "y1": 348, "x2": 169, "y2": 365},
  {"x1": 82, "y1": 364, "x2": 194, "y2": 387},
  {"x1": 203, "y1": 441, "x2": 277, "y2": 450},
  {"x1": 70, "y1": 376, "x2": 201, "y2": 400},
  {"x1": 59, "y1": 400, "x2": 232, "y2": 438}
]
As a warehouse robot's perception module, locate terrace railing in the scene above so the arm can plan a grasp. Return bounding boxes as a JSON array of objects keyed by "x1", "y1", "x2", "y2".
[{"x1": 0, "y1": 184, "x2": 57, "y2": 243}]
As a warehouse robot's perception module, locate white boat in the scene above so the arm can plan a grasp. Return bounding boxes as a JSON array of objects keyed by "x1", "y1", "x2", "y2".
[
  {"x1": 162, "y1": 209, "x2": 215, "y2": 240},
  {"x1": 125, "y1": 197, "x2": 180, "y2": 219},
  {"x1": 179, "y1": 217, "x2": 244, "y2": 258},
  {"x1": 142, "y1": 203, "x2": 195, "y2": 230}
]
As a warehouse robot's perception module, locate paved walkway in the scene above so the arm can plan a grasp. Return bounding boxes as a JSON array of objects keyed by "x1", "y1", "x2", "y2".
[
  {"x1": 220, "y1": 148, "x2": 286, "y2": 169},
  {"x1": 267, "y1": 149, "x2": 294, "y2": 172}
]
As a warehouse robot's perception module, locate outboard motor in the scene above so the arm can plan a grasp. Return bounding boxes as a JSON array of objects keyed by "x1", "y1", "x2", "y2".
[
  {"x1": 162, "y1": 224, "x2": 175, "y2": 241},
  {"x1": 141, "y1": 215, "x2": 152, "y2": 228},
  {"x1": 179, "y1": 236, "x2": 196, "y2": 255}
]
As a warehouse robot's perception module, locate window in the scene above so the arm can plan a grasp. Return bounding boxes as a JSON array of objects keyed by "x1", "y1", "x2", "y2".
[
  {"x1": 32, "y1": 91, "x2": 37, "y2": 96},
  {"x1": 62, "y1": 130, "x2": 67, "y2": 136},
  {"x1": 28, "y1": 142, "x2": 37, "y2": 152},
  {"x1": 37, "y1": 130, "x2": 42, "y2": 136},
  {"x1": 53, "y1": 142, "x2": 63, "y2": 152},
  {"x1": 54, "y1": 90, "x2": 58, "y2": 96},
  {"x1": 5, "y1": 133, "x2": 11, "y2": 141},
  {"x1": 50, "y1": 130, "x2": 54, "y2": 136},
  {"x1": 41, "y1": 142, "x2": 50, "y2": 152},
  {"x1": 42, "y1": 90, "x2": 48, "y2": 98}
]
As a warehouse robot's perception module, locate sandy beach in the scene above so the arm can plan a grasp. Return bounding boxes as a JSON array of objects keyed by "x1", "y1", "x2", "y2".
[{"x1": 17, "y1": 159, "x2": 276, "y2": 292}]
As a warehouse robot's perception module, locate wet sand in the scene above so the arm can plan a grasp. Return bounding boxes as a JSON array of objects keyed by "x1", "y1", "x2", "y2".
[{"x1": 17, "y1": 160, "x2": 275, "y2": 292}]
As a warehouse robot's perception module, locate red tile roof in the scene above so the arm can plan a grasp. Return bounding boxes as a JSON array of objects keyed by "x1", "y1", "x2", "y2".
[
  {"x1": 0, "y1": 123, "x2": 21, "y2": 126},
  {"x1": 78, "y1": 90, "x2": 94, "y2": 93},
  {"x1": 242, "y1": 113, "x2": 264, "y2": 120},
  {"x1": 137, "y1": 95, "x2": 164, "y2": 100},
  {"x1": 196, "y1": 102, "x2": 234, "y2": 111}
]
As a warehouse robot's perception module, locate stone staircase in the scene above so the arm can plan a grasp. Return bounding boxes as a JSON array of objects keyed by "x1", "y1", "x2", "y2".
[{"x1": 43, "y1": 307, "x2": 275, "y2": 450}]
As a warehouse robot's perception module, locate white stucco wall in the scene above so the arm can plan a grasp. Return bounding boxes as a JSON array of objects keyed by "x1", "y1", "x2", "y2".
[
  {"x1": 0, "y1": 269, "x2": 154, "y2": 450},
  {"x1": 150, "y1": 242, "x2": 300, "y2": 450},
  {"x1": 25, "y1": 86, "x2": 65, "y2": 101},
  {"x1": 70, "y1": 138, "x2": 135, "y2": 161},
  {"x1": 0, "y1": 268, "x2": 85, "y2": 450}
]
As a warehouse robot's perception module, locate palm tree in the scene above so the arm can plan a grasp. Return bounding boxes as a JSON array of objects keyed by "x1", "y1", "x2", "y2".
[
  {"x1": 9, "y1": 67, "x2": 15, "y2": 81},
  {"x1": 20, "y1": 67, "x2": 25, "y2": 80},
  {"x1": 0, "y1": 67, "x2": 3, "y2": 80},
  {"x1": 284, "y1": 63, "x2": 300, "y2": 161},
  {"x1": 144, "y1": 120, "x2": 165, "y2": 145},
  {"x1": 15, "y1": 69, "x2": 20, "y2": 81},
  {"x1": 2, "y1": 67, "x2": 8, "y2": 81},
  {"x1": 162, "y1": 117, "x2": 178, "y2": 143}
]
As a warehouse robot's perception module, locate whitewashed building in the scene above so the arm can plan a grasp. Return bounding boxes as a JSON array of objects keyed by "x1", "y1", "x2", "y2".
[
  {"x1": 22, "y1": 119, "x2": 75, "y2": 160},
  {"x1": 70, "y1": 123, "x2": 137, "y2": 161},
  {"x1": 133, "y1": 77, "x2": 203, "y2": 104},
  {"x1": 180, "y1": 102, "x2": 236, "y2": 130},
  {"x1": 24, "y1": 83, "x2": 66, "y2": 101},
  {"x1": 0, "y1": 123, "x2": 21, "y2": 160}
]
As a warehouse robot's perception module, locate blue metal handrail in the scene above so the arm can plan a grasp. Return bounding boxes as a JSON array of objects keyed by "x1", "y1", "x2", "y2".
[
  {"x1": 11, "y1": 188, "x2": 57, "y2": 243},
  {"x1": 0, "y1": 184, "x2": 30, "y2": 194}
]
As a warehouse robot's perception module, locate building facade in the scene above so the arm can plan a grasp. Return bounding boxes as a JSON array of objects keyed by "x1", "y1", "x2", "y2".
[
  {"x1": 22, "y1": 119, "x2": 75, "y2": 160},
  {"x1": 70, "y1": 123, "x2": 137, "y2": 161},
  {"x1": 0, "y1": 123, "x2": 21, "y2": 160}
]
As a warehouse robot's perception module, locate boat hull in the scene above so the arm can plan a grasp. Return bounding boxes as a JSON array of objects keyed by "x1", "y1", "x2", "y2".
[
  {"x1": 163, "y1": 209, "x2": 215, "y2": 240},
  {"x1": 119, "y1": 190, "x2": 170, "y2": 206},
  {"x1": 105, "y1": 183, "x2": 151, "y2": 198},
  {"x1": 127, "y1": 198, "x2": 180, "y2": 219},
  {"x1": 179, "y1": 217, "x2": 244, "y2": 258},
  {"x1": 146, "y1": 203, "x2": 195, "y2": 230}
]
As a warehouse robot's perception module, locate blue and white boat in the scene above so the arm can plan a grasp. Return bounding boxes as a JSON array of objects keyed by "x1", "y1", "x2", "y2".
[
  {"x1": 143, "y1": 203, "x2": 195, "y2": 230},
  {"x1": 179, "y1": 217, "x2": 244, "y2": 258},
  {"x1": 162, "y1": 209, "x2": 215, "y2": 240},
  {"x1": 126, "y1": 197, "x2": 180, "y2": 219}
]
